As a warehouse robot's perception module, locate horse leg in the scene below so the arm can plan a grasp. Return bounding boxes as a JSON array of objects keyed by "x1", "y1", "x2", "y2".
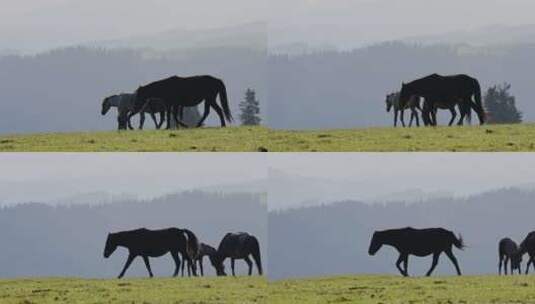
[
  {"x1": 504, "y1": 257, "x2": 509, "y2": 275},
  {"x1": 403, "y1": 255, "x2": 409, "y2": 277},
  {"x1": 498, "y1": 255, "x2": 503, "y2": 275},
  {"x1": 447, "y1": 107, "x2": 457, "y2": 126},
  {"x1": 210, "y1": 100, "x2": 226, "y2": 127},
  {"x1": 426, "y1": 253, "x2": 440, "y2": 276},
  {"x1": 525, "y1": 258, "x2": 531, "y2": 275},
  {"x1": 510, "y1": 257, "x2": 515, "y2": 275},
  {"x1": 139, "y1": 112, "x2": 145, "y2": 130},
  {"x1": 157, "y1": 111, "x2": 165, "y2": 129},
  {"x1": 150, "y1": 112, "x2": 158, "y2": 129},
  {"x1": 231, "y1": 258, "x2": 236, "y2": 276},
  {"x1": 197, "y1": 102, "x2": 211, "y2": 128},
  {"x1": 244, "y1": 256, "x2": 253, "y2": 276},
  {"x1": 457, "y1": 103, "x2": 466, "y2": 126},
  {"x1": 199, "y1": 257, "x2": 204, "y2": 277},
  {"x1": 142, "y1": 256, "x2": 153, "y2": 278},
  {"x1": 400, "y1": 109, "x2": 406, "y2": 127},
  {"x1": 395, "y1": 253, "x2": 408, "y2": 277},
  {"x1": 412, "y1": 107, "x2": 420, "y2": 127},
  {"x1": 118, "y1": 254, "x2": 135, "y2": 279},
  {"x1": 166, "y1": 106, "x2": 173, "y2": 130},
  {"x1": 394, "y1": 110, "x2": 398, "y2": 127},
  {"x1": 171, "y1": 251, "x2": 181, "y2": 277},
  {"x1": 445, "y1": 248, "x2": 462, "y2": 276}
]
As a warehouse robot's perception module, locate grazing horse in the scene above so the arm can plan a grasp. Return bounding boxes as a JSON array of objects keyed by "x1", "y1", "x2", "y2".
[
  {"x1": 211, "y1": 232, "x2": 263, "y2": 276},
  {"x1": 132, "y1": 75, "x2": 233, "y2": 129},
  {"x1": 368, "y1": 227, "x2": 465, "y2": 277},
  {"x1": 517, "y1": 231, "x2": 535, "y2": 274},
  {"x1": 103, "y1": 227, "x2": 199, "y2": 279},
  {"x1": 399, "y1": 74, "x2": 485, "y2": 126},
  {"x1": 498, "y1": 238, "x2": 522, "y2": 275},
  {"x1": 182, "y1": 242, "x2": 218, "y2": 277},
  {"x1": 101, "y1": 93, "x2": 165, "y2": 130},
  {"x1": 385, "y1": 92, "x2": 421, "y2": 127}
]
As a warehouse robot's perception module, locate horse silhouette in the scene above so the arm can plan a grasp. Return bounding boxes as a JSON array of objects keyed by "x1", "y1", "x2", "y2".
[
  {"x1": 385, "y1": 92, "x2": 421, "y2": 127},
  {"x1": 101, "y1": 94, "x2": 165, "y2": 130},
  {"x1": 517, "y1": 231, "x2": 535, "y2": 274},
  {"x1": 498, "y1": 237, "x2": 522, "y2": 275},
  {"x1": 103, "y1": 227, "x2": 199, "y2": 279},
  {"x1": 181, "y1": 242, "x2": 218, "y2": 277},
  {"x1": 132, "y1": 75, "x2": 232, "y2": 129},
  {"x1": 368, "y1": 227, "x2": 465, "y2": 277},
  {"x1": 399, "y1": 74, "x2": 485, "y2": 126},
  {"x1": 211, "y1": 232, "x2": 263, "y2": 276}
]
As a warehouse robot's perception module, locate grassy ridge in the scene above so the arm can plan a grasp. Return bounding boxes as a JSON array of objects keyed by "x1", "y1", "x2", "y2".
[
  {"x1": 269, "y1": 275, "x2": 535, "y2": 304},
  {"x1": 0, "y1": 126, "x2": 269, "y2": 152},
  {"x1": 0, "y1": 124, "x2": 534, "y2": 151},
  {"x1": 0, "y1": 277, "x2": 267, "y2": 304}
]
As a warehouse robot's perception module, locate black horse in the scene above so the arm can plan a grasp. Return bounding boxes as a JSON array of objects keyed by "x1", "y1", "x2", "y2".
[
  {"x1": 132, "y1": 75, "x2": 233, "y2": 129},
  {"x1": 399, "y1": 74, "x2": 485, "y2": 126},
  {"x1": 368, "y1": 227, "x2": 465, "y2": 277},
  {"x1": 211, "y1": 232, "x2": 263, "y2": 276},
  {"x1": 103, "y1": 227, "x2": 199, "y2": 279},
  {"x1": 517, "y1": 231, "x2": 535, "y2": 274},
  {"x1": 498, "y1": 237, "x2": 522, "y2": 275},
  {"x1": 181, "y1": 242, "x2": 218, "y2": 277}
]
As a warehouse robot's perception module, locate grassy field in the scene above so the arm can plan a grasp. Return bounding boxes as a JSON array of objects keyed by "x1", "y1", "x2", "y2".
[
  {"x1": 0, "y1": 276, "x2": 267, "y2": 304},
  {"x1": 0, "y1": 126, "x2": 270, "y2": 152},
  {"x1": 0, "y1": 124, "x2": 534, "y2": 152},
  {"x1": 269, "y1": 275, "x2": 535, "y2": 304}
]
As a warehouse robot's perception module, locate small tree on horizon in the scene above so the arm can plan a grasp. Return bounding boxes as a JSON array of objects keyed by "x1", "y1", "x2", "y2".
[
  {"x1": 239, "y1": 88, "x2": 261, "y2": 126},
  {"x1": 484, "y1": 83, "x2": 522, "y2": 124}
]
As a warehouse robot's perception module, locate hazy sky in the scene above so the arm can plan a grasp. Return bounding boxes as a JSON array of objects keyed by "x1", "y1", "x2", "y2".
[
  {"x1": 269, "y1": 153, "x2": 535, "y2": 210},
  {"x1": 0, "y1": 0, "x2": 267, "y2": 51},
  {"x1": 0, "y1": 153, "x2": 266, "y2": 205},
  {"x1": 2, "y1": 0, "x2": 534, "y2": 52},
  {"x1": 269, "y1": 0, "x2": 535, "y2": 48}
]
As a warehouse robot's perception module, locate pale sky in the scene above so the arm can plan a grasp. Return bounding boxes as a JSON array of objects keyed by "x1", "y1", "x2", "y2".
[
  {"x1": 269, "y1": 0, "x2": 535, "y2": 48},
  {"x1": 0, "y1": 0, "x2": 267, "y2": 51},
  {"x1": 2, "y1": 0, "x2": 534, "y2": 52},
  {"x1": 0, "y1": 153, "x2": 267, "y2": 205},
  {"x1": 269, "y1": 153, "x2": 535, "y2": 210}
]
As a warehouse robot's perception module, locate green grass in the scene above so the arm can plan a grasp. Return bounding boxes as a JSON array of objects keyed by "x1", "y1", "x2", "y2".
[
  {"x1": 0, "y1": 276, "x2": 267, "y2": 304},
  {"x1": 0, "y1": 126, "x2": 270, "y2": 152},
  {"x1": 269, "y1": 274, "x2": 535, "y2": 304},
  {"x1": 0, "y1": 124, "x2": 534, "y2": 151},
  {"x1": 269, "y1": 123, "x2": 535, "y2": 152}
]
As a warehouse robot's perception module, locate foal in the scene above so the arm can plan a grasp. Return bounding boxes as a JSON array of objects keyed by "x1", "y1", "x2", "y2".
[
  {"x1": 385, "y1": 92, "x2": 421, "y2": 127},
  {"x1": 498, "y1": 237, "x2": 522, "y2": 275}
]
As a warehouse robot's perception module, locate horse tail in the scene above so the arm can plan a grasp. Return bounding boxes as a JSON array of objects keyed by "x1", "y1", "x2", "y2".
[
  {"x1": 250, "y1": 236, "x2": 263, "y2": 275},
  {"x1": 452, "y1": 233, "x2": 465, "y2": 250},
  {"x1": 181, "y1": 229, "x2": 200, "y2": 260},
  {"x1": 472, "y1": 78, "x2": 486, "y2": 124},
  {"x1": 217, "y1": 79, "x2": 233, "y2": 123}
]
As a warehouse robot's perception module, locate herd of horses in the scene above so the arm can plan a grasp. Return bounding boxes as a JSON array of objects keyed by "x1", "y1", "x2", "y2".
[
  {"x1": 103, "y1": 228, "x2": 262, "y2": 278},
  {"x1": 386, "y1": 73, "x2": 486, "y2": 127},
  {"x1": 369, "y1": 227, "x2": 535, "y2": 277},
  {"x1": 101, "y1": 75, "x2": 233, "y2": 130}
]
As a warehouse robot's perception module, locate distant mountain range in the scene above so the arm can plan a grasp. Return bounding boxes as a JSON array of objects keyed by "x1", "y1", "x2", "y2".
[
  {"x1": 84, "y1": 22, "x2": 266, "y2": 52},
  {"x1": 403, "y1": 24, "x2": 535, "y2": 48},
  {"x1": 270, "y1": 24, "x2": 535, "y2": 54}
]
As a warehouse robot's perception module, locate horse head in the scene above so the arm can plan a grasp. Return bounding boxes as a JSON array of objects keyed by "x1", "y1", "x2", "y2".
[
  {"x1": 368, "y1": 231, "x2": 383, "y2": 256},
  {"x1": 101, "y1": 97, "x2": 112, "y2": 115},
  {"x1": 512, "y1": 251, "x2": 523, "y2": 270},
  {"x1": 103, "y1": 233, "x2": 118, "y2": 258},
  {"x1": 209, "y1": 253, "x2": 227, "y2": 276}
]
